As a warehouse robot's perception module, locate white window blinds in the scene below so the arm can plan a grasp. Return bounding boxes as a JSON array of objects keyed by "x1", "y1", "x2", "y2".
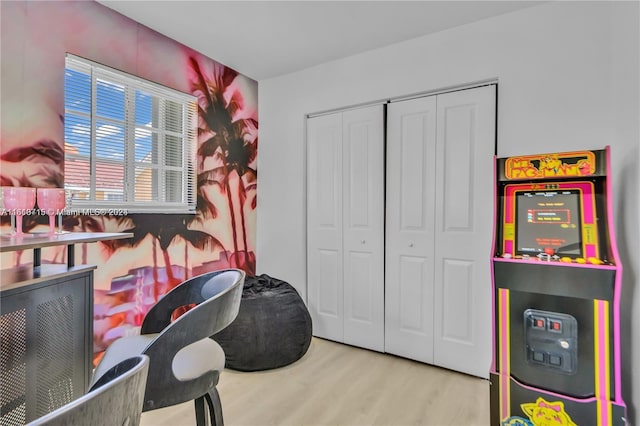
[{"x1": 64, "y1": 54, "x2": 197, "y2": 214}]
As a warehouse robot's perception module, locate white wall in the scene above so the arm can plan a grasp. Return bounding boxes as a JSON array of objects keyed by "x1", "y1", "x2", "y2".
[{"x1": 257, "y1": 1, "x2": 639, "y2": 420}]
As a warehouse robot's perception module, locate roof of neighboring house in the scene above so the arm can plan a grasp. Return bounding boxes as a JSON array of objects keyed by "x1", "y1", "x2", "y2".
[{"x1": 65, "y1": 156, "x2": 124, "y2": 191}]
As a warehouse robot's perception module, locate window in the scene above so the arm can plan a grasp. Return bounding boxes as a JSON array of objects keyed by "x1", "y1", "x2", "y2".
[{"x1": 64, "y1": 54, "x2": 197, "y2": 214}]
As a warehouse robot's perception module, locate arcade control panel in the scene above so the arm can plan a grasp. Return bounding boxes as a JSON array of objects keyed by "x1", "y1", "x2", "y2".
[
  {"x1": 524, "y1": 309, "x2": 578, "y2": 375},
  {"x1": 501, "y1": 251, "x2": 607, "y2": 265}
]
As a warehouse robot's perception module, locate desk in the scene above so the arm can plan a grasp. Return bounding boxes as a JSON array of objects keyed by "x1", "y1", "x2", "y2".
[{"x1": 0, "y1": 232, "x2": 132, "y2": 425}]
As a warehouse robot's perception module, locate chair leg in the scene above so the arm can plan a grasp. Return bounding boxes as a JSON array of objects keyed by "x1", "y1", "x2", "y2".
[
  {"x1": 194, "y1": 396, "x2": 209, "y2": 426},
  {"x1": 204, "y1": 387, "x2": 224, "y2": 426}
]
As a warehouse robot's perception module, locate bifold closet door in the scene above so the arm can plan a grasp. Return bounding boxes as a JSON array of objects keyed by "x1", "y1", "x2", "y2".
[
  {"x1": 385, "y1": 96, "x2": 437, "y2": 363},
  {"x1": 307, "y1": 112, "x2": 344, "y2": 342},
  {"x1": 307, "y1": 105, "x2": 385, "y2": 352},
  {"x1": 432, "y1": 86, "x2": 495, "y2": 378},
  {"x1": 341, "y1": 106, "x2": 385, "y2": 352},
  {"x1": 385, "y1": 85, "x2": 495, "y2": 378}
]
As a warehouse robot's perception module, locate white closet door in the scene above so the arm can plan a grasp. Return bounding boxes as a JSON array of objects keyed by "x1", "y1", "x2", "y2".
[
  {"x1": 385, "y1": 96, "x2": 437, "y2": 363},
  {"x1": 307, "y1": 112, "x2": 344, "y2": 342},
  {"x1": 342, "y1": 105, "x2": 385, "y2": 352},
  {"x1": 433, "y1": 85, "x2": 495, "y2": 378}
]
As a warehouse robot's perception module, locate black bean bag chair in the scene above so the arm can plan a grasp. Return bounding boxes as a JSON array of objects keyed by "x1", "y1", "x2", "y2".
[{"x1": 211, "y1": 274, "x2": 312, "y2": 371}]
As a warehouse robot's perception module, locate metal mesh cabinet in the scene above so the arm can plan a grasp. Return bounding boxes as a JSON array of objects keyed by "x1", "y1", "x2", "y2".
[{"x1": 0, "y1": 269, "x2": 93, "y2": 425}]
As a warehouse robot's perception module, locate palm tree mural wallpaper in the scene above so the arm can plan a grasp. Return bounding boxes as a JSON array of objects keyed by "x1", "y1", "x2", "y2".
[
  {"x1": 0, "y1": 1, "x2": 258, "y2": 363},
  {"x1": 189, "y1": 57, "x2": 258, "y2": 273}
]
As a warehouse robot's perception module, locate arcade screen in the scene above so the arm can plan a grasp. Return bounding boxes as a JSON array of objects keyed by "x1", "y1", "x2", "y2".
[{"x1": 515, "y1": 190, "x2": 583, "y2": 257}]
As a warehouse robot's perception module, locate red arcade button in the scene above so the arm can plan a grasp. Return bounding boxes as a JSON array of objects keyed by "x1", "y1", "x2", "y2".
[
  {"x1": 533, "y1": 318, "x2": 545, "y2": 329},
  {"x1": 549, "y1": 320, "x2": 562, "y2": 332}
]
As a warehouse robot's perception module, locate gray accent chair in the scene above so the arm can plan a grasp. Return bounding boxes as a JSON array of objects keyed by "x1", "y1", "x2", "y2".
[
  {"x1": 92, "y1": 269, "x2": 245, "y2": 426},
  {"x1": 27, "y1": 355, "x2": 149, "y2": 426}
]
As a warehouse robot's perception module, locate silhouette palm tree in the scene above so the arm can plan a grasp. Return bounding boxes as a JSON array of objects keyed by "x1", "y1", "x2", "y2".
[
  {"x1": 100, "y1": 214, "x2": 164, "y2": 300},
  {"x1": 62, "y1": 214, "x2": 107, "y2": 264},
  {"x1": 189, "y1": 57, "x2": 258, "y2": 274},
  {"x1": 156, "y1": 214, "x2": 226, "y2": 282},
  {"x1": 102, "y1": 213, "x2": 227, "y2": 302}
]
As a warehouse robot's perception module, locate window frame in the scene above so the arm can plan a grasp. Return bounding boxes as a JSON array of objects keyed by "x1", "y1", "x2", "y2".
[{"x1": 64, "y1": 54, "x2": 197, "y2": 214}]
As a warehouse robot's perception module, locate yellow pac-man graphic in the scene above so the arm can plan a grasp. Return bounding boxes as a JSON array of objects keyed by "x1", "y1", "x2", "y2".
[{"x1": 521, "y1": 397, "x2": 577, "y2": 426}]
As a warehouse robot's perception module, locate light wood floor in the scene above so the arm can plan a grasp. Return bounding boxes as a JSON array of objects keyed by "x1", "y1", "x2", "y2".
[{"x1": 141, "y1": 337, "x2": 490, "y2": 426}]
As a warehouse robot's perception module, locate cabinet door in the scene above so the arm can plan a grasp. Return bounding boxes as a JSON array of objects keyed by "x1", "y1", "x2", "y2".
[
  {"x1": 433, "y1": 85, "x2": 495, "y2": 378},
  {"x1": 0, "y1": 271, "x2": 93, "y2": 424},
  {"x1": 342, "y1": 105, "x2": 385, "y2": 352},
  {"x1": 385, "y1": 96, "x2": 437, "y2": 363},
  {"x1": 307, "y1": 112, "x2": 344, "y2": 342}
]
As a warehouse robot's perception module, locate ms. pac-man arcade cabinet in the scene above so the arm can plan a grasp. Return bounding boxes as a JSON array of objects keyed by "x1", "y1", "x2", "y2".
[{"x1": 490, "y1": 148, "x2": 627, "y2": 425}]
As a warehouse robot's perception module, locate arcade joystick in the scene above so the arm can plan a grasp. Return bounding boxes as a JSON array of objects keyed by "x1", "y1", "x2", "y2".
[{"x1": 544, "y1": 247, "x2": 555, "y2": 256}]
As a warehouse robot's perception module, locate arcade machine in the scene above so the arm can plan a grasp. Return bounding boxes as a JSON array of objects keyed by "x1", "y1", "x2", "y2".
[{"x1": 490, "y1": 148, "x2": 627, "y2": 425}]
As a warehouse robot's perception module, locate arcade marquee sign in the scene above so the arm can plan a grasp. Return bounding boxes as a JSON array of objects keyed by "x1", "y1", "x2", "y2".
[{"x1": 505, "y1": 151, "x2": 596, "y2": 180}]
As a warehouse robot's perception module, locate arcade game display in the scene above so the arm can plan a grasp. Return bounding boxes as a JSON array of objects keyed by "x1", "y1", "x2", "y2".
[{"x1": 490, "y1": 148, "x2": 627, "y2": 425}]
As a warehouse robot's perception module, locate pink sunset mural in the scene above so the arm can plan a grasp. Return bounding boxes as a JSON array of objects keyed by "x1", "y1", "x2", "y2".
[{"x1": 0, "y1": 1, "x2": 258, "y2": 362}]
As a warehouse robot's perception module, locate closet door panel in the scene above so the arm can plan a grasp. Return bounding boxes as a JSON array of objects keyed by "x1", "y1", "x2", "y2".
[
  {"x1": 317, "y1": 250, "x2": 341, "y2": 319},
  {"x1": 385, "y1": 96, "x2": 437, "y2": 362},
  {"x1": 440, "y1": 259, "x2": 474, "y2": 341},
  {"x1": 307, "y1": 112, "x2": 344, "y2": 342},
  {"x1": 342, "y1": 105, "x2": 385, "y2": 352},
  {"x1": 433, "y1": 85, "x2": 495, "y2": 378}
]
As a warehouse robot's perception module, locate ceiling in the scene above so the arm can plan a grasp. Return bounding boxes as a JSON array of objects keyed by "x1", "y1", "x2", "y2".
[{"x1": 97, "y1": 1, "x2": 544, "y2": 81}]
